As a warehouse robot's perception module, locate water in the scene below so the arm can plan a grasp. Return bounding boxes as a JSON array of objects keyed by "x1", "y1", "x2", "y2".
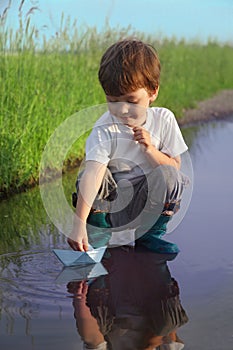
[
  {"x1": 169, "y1": 118, "x2": 233, "y2": 349},
  {"x1": 0, "y1": 117, "x2": 233, "y2": 349}
]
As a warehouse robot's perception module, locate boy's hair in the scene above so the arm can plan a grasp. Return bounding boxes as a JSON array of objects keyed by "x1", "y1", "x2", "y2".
[{"x1": 98, "y1": 38, "x2": 161, "y2": 96}]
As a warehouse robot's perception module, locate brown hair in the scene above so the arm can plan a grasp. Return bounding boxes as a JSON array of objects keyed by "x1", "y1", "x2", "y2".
[{"x1": 98, "y1": 38, "x2": 161, "y2": 96}]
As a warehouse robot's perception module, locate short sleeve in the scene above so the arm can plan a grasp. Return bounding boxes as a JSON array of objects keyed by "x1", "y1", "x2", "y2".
[
  {"x1": 160, "y1": 110, "x2": 188, "y2": 158},
  {"x1": 85, "y1": 126, "x2": 112, "y2": 164}
]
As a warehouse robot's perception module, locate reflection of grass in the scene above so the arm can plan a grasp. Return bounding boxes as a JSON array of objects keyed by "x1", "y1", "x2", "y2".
[
  {"x1": 0, "y1": 169, "x2": 75, "y2": 254},
  {"x1": 0, "y1": 186, "x2": 52, "y2": 254},
  {"x1": 1, "y1": 3, "x2": 233, "y2": 196}
]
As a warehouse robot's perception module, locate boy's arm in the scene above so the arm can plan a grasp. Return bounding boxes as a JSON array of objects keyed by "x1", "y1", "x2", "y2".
[
  {"x1": 133, "y1": 126, "x2": 181, "y2": 169},
  {"x1": 68, "y1": 161, "x2": 107, "y2": 251},
  {"x1": 68, "y1": 281, "x2": 105, "y2": 347}
]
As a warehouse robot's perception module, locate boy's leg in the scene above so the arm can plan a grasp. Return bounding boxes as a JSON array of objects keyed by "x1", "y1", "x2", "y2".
[
  {"x1": 135, "y1": 214, "x2": 180, "y2": 254},
  {"x1": 86, "y1": 212, "x2": 112, "y2": 249},
  {"x1": 72, "y1": 165, "x2": 188, "y2": 250},
  {"x1": 107, "y1": 164, "x2": 176, "y2": 230},
  {"x1": 134, "y1": 166, "x2": 189, "y2": 253}
]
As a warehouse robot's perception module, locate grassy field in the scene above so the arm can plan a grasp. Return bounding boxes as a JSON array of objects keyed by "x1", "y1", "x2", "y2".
[{"x1": 1, "y1": 6, "x2": 233, "y2": 197}]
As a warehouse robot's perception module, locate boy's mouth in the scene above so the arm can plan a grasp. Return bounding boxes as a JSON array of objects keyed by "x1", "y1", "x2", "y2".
[
  {"x1": 122, "y1": 117, "x2": 146, "y2": 128},
  {"x1": 120, "y1": 118, "x2": 136, "y2": 127},
  {"x1": 113, "y1": 113, "x2": 147, "y2": 127}
]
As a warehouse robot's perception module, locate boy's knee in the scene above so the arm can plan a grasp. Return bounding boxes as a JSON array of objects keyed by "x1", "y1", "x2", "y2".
[{"x1": 159, "y1": 166, "x2": 189, "y2": 203}]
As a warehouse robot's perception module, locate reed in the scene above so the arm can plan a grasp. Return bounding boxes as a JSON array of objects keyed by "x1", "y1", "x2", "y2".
[{"x1": 1, "y1": 1, "x2": 233, "y2": 196}]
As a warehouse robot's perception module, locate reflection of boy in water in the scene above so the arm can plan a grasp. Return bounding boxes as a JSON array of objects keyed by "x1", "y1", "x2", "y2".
[
  {"x1": 68, "y1": 39, "x2": 189, "y2": 252},
  {"x1": 68, "y1": 247, "x2": 188, "y2": 350}
]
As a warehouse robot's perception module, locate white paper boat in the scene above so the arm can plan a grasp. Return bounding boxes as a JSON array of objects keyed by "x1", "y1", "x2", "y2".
[
  {"x1": 55, "y1": 263, "x2": 108, "y2": 284},
  {"x1": 53, "y1": 246, "x2": 107, "y2": 267}
]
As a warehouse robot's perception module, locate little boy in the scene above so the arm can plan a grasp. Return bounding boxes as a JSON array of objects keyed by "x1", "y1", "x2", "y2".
[{"x1": 68, "y1": 39, "x2": 189, "y2": 252}]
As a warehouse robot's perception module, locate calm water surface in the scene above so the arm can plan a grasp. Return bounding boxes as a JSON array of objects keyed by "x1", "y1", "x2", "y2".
[{"x1": 0, "y1": 117, "x2": 233, "y2": 350}]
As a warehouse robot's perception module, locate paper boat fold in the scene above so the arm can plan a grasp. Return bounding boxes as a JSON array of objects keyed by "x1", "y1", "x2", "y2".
[
  {"x1": 55, "y1": 263, "x2": 108, "y2": 284},
  {"x1": 53, "y1": 246, "x2": 107, "y2": 267}
]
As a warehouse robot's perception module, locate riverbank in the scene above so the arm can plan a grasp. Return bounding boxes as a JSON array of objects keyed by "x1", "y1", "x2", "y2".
[{"x1": 178, "y1": 89, "x2": 233, "y2": 126}]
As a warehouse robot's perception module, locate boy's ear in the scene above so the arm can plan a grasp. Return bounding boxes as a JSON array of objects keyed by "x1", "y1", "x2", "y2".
[{"x1": 149, "y1": 86, "x2": 159, "y2": 103}]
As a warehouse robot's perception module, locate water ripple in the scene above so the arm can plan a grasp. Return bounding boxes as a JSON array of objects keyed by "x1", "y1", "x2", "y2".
[{"x1": 0, "y1": 250, "x2": 72, "y2": 320}]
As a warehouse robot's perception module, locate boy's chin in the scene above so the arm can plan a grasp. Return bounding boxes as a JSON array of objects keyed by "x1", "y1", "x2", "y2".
[
  {"x1": 127, "y1": 121, "x2": 146, "y2": 128},
  {"x1": 123, "y1": 122, "x2": 134, "y2": 127},
  {"x1": 122, "y1": 118, "x2": 146, "y2": 128}
]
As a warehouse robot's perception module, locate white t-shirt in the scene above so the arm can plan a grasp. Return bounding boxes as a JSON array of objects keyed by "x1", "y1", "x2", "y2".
[{"x1": 85, "y1": 107, "x2": 188, "y2": 178}]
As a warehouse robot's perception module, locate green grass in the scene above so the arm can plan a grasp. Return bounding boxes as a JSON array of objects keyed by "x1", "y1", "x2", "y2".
[
  {"x1": 0, "y1": 4, "x2": 233, "y2": 197},
  {"x1": 157, "y1": 39, "x2": 233, "y2": 113}
]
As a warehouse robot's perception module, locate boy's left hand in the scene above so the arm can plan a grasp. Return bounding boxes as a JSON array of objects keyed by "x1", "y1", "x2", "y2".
[{"x1": 133, "y1": 126, "x2": 152, "y2": 150}]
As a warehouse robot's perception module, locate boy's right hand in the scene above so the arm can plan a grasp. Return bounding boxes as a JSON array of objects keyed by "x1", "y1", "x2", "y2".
[{"x1": 67, "y1": 218, "x2": 89, "y2": 251}]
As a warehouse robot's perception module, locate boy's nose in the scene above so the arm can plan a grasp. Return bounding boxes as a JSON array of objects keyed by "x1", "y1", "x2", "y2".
[{"x1": 118, "y1": 102, "x2": 130, "y2": 116}]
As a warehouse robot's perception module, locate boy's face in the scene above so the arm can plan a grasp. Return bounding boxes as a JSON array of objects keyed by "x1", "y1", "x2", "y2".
[{"x1": 106, "y1": 88, "x2": 158, "y2": 127}]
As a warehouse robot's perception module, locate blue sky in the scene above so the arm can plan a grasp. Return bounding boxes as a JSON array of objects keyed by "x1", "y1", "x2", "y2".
[{"x1": 1, "y1": 0, "x2": 233, "y2": 43}]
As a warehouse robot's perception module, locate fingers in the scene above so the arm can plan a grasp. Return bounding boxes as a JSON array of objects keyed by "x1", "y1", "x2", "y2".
[
  {"x1": 132, "y1": 126, "x2": 141, "y2": 135},
  {"x1": 67, "y1": 281, "x2": 88, "y2": 300},
  {"x1": 67, "y1": 237, "x2": 86, "y2": 251},
  {"x1": 82, "y1": 236, "x2": 89, "y2": 252},
  {"x1": 133, "y1": 127, "x2": 150, "y2": 147},
  {"x1": 67, "y1": 281, "x2": 82, "y2": 294},
  {"x1": 83, "y1": 243, "x2": 89, "y2": 252},
  {"x1": 133, "y1": 126, "x2": 148, "y2": 139}
]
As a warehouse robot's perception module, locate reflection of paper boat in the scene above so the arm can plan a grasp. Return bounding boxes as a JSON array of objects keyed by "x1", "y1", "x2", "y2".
[
  {"x1": 55, "y1": 263, "x2": 108, "y2": 284},
  {"x1": 53, "y1": 246, "x2": 107, "y2": 267}
]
